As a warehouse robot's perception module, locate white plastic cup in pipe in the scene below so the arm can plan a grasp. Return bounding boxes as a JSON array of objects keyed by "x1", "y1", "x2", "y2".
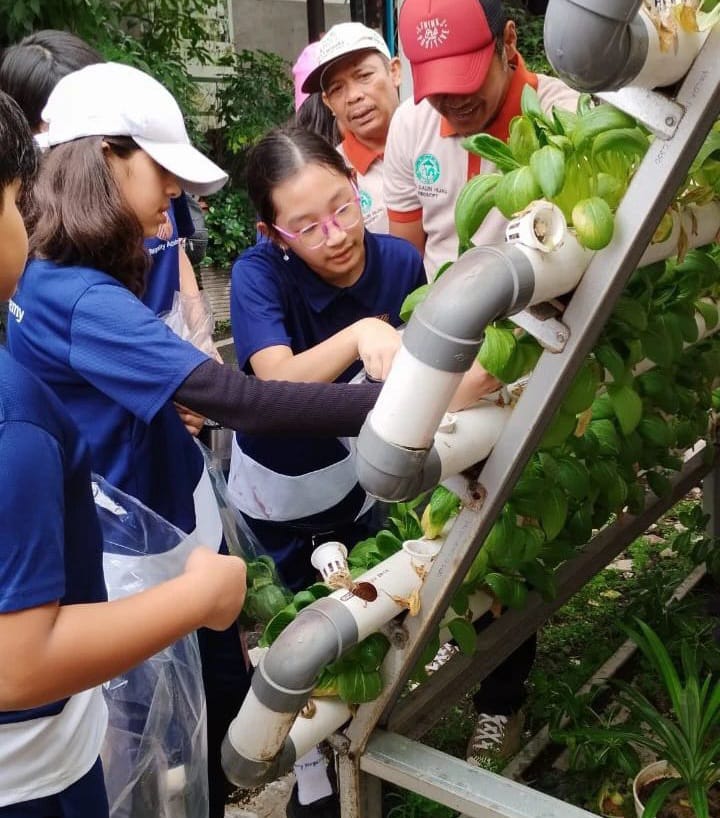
[
  {"x1": 311, "y1": 541, "x2": 349, "y2": 581},
  {"x1": 505, "y1": 201, "x2": 566, "y2": 253}
]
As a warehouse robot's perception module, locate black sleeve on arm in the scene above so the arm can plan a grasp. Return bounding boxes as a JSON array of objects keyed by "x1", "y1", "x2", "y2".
[{"x1": 175, "y1": 359, "x2": 382, "y2": 437}]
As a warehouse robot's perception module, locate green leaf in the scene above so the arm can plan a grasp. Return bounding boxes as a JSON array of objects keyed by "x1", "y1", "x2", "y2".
[
  {"x1": 595, "y1": 344, "x2": 626, "y2": 383},
  {"x1": 529, "y1": 145, "x2": 566, "y2": 198},
  {"x1": 519, "y1": 559, "x2": 557, "y2": 600},
  {"x1": 462, "y1": 133, "x2": 520, "y2": 173},
  {"x1": 696, "y1": 299, "x2": 719, "y2": 330},
  {"x1": 540, "y1": 487, "x2": 568, "y2": 541},
  {"x1": 611, "y1": 295, "x2": 648, "y2": 332},
  {"x1": 646, "y1": 470, "x2": 671, "y2": 498},
  {"x1": 608, "y1": 384, "x2": 643, "y2": 435},
  {"x1": 539, "y1": 409, "x2": 577, "y2": 450},
  {"x1": 483, "y1": 573, "x2": 528, "y2": 609},
  {"x1": 448, "y1": 617, "x2": 477, "y2": 656},
  {"x1": 421, "y1": 486, "x2": 460, "y2": 538},
  {"x1": 591, "y1": 127, "x2": 649, "y2": 161},
  {"x1": 478, "y1": 325, "x2": 517, "y2": 380},
  {"x1": 494, "y1": 166, "x2": 543, "y2": 218},
  {"x1": 572, "y1": 197, "x2": 615, "y2": 250},
  {"x1": 399, "y1": 284, "x2": 430, "y2": 323},
  {"x1": 455, "y1": 173, "x2": 501, "y2": 250},
  {"x1": 563, "y1": 362, "x2": 601, "y2": 415},
  {"x1": 375, "y1": 530, "x2": 404, "y2": 559},
  {"x1": 589, "y1": 419, "x2": 621, "y2": 457},
  {"x1": 520, "y1": 84, "x2": 545, "y2": 121},
  {"x1": 508, "y1": 116, "x2": 540, "y2": 165},
  {"x1": 566, "y1": 505, "x2": 593, "y2": 544},
  {"x1": 572, "y1": 103, "x2": 638, "y2": 148},
  {"x1": 260, "y1": 606, "x2": 297, "y2": 646},
  {"x1": 556, "y1": 457, "x2": 591, "y2": 500}
]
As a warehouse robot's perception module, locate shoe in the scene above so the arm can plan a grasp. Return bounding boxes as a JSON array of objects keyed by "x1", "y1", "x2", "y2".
[
  {"x1": 424, "y1": 642, "x2": 460, "y2": 674},
  {"x1": 465, "y1": 709, "x2": 525, "y2": 768}
]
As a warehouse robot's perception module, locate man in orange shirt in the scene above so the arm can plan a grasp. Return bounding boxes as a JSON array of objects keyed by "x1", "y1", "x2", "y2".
[
  {"x1": 385, "y1": 0, "x2": 578, "y2": 278},
  {"x1": 302, "y1": 22, "x2": 402, "y2": 234}
]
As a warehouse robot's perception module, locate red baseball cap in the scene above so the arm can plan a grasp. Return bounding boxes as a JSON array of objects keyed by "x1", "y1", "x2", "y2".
[{"x1": 399, "y1": 0, "x2": 505, "y2": 103}]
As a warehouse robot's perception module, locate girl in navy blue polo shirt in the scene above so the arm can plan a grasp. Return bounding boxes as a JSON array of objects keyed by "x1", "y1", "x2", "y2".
[
  {"x1": 0, "y1": 91, "x2": 248, "y2": 818},
  {"x1": 228, "y1": 127, "x2": 427, "y2": 590},
  {"x1": 8, "y1": 64, "x2": 383, "y2": 818}
]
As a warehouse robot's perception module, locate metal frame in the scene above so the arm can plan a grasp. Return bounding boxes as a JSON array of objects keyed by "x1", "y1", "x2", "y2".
[{"x1": 334, "y1": 28, "x2": 720, "y2": 818}]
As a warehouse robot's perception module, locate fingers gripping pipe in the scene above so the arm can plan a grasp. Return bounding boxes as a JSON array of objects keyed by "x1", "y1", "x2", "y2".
[
  {"x1": 544, "y1": 0, "x2": 648, "y2": 92},
  {"x1": 355, "y1": 244, "x2": 536, "y2": 502}
]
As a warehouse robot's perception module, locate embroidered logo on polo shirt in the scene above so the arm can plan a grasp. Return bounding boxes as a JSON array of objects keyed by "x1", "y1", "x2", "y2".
[
  {"x1": 415, "y1": 153, "x2": 441, "y2": 185},
  {"x1": 416, "y1": 18, "x2": 450, "y2": 50},
  {"x1": 359, "y1": 190, "x2": 373, "y2": 216}
]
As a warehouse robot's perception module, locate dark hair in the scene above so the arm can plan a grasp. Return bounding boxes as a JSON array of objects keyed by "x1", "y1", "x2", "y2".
[
  {"x1": 29, "y1": 136, "x2": 149, "y2": 295},
  {"x1": 246, "y1": 126, "x2": 352, "y2": 226},
  {"x1": 295, "y1": 93, "x2": 340, "y2": 147},
  {"x1": 0, "y1": 30, "x2": 103, "y2": 131},
  {"x1": 0, "y1": 91, "x2": 37, "y2": 213},
  {"x1": 482, "y1": 0, "x2": 509, "y2": 55}
]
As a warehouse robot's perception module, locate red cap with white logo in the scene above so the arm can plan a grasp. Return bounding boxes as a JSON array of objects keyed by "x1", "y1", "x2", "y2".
[{"x1": 399, "y1": 0, "x2": 505, "y2": 103}]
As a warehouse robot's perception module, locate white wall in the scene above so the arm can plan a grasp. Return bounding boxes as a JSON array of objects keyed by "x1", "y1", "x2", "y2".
[{"x1": 231, "y1": 0, "x2": 352, "y2": 63}]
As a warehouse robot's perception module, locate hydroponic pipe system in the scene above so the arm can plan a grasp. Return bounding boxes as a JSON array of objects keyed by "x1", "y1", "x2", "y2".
[
  {"x1": 221, "y1": 2, "x2": 719, "y2": 789},
  {"x1": 543, "y1": 0, "x2": 712, "y2": 92}
]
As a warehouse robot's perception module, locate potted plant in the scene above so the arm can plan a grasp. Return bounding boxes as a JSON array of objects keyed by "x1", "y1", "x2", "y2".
[{"x1": 553, "y1": 619, "x2": 720, "y2": 818}]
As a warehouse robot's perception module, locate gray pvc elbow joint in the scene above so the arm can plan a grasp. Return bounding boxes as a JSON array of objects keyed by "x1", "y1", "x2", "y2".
[
  {"x1": 544, "y1": 0, "x2": 648, "y2": 92},
  {"x1": 356, "y1": 422, "x2": 443, "y2": 501},
  {"x1": 222, "y1": 736, "x2": 297, "y2": 789},
  {"x1": 356, "y1": 245, "x2": 535, "y2": 502},
  {"x1": 406, "y1": 245, "x2": 535, "y2": 372},
  {"x1": 258, "y1": 599, "x2": 359, "y2": 702}
]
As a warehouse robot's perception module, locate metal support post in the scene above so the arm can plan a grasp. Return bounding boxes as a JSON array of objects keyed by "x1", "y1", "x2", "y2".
[
  {"x1": 361, "y1": 731, "x2": 598, "y2": 818},
  {"x1": 306, "y1": 0, "x2": 325, "y2": 40}
]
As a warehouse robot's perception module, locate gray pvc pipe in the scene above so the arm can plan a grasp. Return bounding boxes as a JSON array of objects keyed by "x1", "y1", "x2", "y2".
[
  {"x1": 221, "y1": 598, "x2": 358, "y2": 787},
  {"x1": 356, "y1": 245, "x2": 535, "y2": 502},
  {"x1": 544, "y1": 0, "x2": 648, "y2": 92}
]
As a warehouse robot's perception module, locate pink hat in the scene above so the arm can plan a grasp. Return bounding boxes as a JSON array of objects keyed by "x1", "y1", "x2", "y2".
[
  {"x1": 399, "y1": 0, "x2": 505, "y2": 103},
  {"x1": 292, "y1": 42, "x2": 322, "y2": 111}
]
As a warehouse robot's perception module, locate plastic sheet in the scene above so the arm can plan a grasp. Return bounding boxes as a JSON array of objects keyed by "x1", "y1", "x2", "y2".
[
  {"x1": 161, "y1": 290, "x2": 222, "y2": 363},
  {"x1": 93, "y1": 475, "x2": 208, "y2": 818}
]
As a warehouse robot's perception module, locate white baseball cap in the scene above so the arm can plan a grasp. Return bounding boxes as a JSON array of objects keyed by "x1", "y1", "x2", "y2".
[
  {"x1": 41, "y1": 62, "x2": 228, "y2": 196},
  {"x1": 301, "y1": 22, "x2": 391, "y2": 94}
]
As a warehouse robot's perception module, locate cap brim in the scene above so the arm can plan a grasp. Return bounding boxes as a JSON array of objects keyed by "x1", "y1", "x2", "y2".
[
  {"x1": 134, "y1": 137, "x2": 228, "y2": 196},
  {"x1": 411, "y1": 45, "x2": 495, "y2": 103}
]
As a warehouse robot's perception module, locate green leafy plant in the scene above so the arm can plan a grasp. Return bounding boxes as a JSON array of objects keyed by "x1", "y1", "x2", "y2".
[
  {"x1": 215, "y1": 49, "x2": 294, "y2": 157},
  {"x1": 201, "y1": 187, "x2": 256, "y2": 271},
  {"x1": 554, "y1": 620, "x2": 720, "y2": 818}
]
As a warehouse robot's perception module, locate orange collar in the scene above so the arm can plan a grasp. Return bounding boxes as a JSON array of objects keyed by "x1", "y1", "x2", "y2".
[
  {"x1": 341, "y1": 130, "x2": 383, "y2": 176},
  {"x1": 439, "y1": 54, "x2": 538, "y2": 141}
]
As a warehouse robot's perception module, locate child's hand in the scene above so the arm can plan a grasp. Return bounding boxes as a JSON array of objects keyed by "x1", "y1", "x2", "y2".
[
  {"x1": 354, "y1": 318, "x2": 401, "y2": 381},
  {"x1": 185, "y1": 548, "x2": 247, "y2": 631}
]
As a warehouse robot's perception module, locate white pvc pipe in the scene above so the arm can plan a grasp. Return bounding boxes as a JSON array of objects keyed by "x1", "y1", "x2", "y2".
[
  {"x1": 226, "y1": 537, "x2": 442, "y2": 767},
  {"x1": 436, "y1": 403, "x2": 512, "y2": 481},
  {"x1": 287, "y1": 698, "x2": 353, "y2": 761},
  {"x1": 632, "y1": 10, "x2": 711, "y2": 90},
  {"x1": 228, "y1": 688, "x2": 298, "y2": 761},
  {"x1": 639, "y1": 202, "x2": 720, "y2": 267},
  {"x1": 517, "y1": 229, "x2": 594, "y2": 305},
  {"x1": 369, "y1": 346, "x2": 463, "y2": 449},
  {"x1": 329, "y1": 538, "x2": 442, "y2": 641}
]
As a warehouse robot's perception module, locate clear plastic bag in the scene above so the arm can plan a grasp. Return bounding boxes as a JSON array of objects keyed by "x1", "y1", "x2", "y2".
[
  {"x1": 93, "y1": 475, "x2": 208, "y2": 818},
  {"x1": 161, "y1": 290, "x2": 222, "y2": 363}
]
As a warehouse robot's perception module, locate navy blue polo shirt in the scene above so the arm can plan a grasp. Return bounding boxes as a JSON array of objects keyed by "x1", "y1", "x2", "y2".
[
  {"x1": 230, "y1": 230, "x2": 425, "y2": 482},
  {"x1": 0, "y1": 348, "x2": 106, "y2": 725},
  {"x1": 143, "y1": 195, "x2": 195, "y2": 315},
  {"x1": 8, "y1": 260, "x2": 209, "y2": 535}
]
